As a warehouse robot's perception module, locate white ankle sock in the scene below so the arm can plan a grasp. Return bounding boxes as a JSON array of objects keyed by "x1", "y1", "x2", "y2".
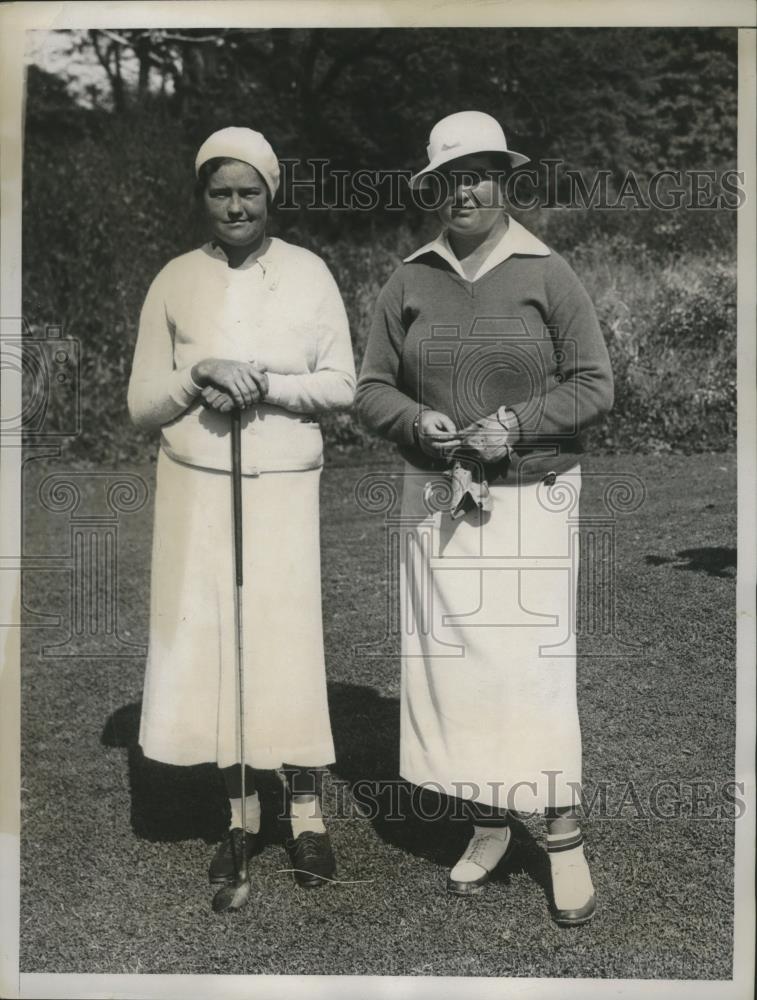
[
  {"x1": 450, "y1": 825, "x2": 511, "y2": 883},
  {"x1": 229, "y1": 792, "x2": 261, "y2": 834},
  {"x1": 290, "y1": 794, "x2": 325, "y2": 837},
  {"x1": 547, "y1": 831, "x2": 594, "y2": 909}
]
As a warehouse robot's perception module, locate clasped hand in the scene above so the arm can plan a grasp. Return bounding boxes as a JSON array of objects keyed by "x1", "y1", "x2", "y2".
[
  {"x1": 416, "y1": 409, "x2": 515, "y2": 463},
  {"x1": 191, "y1": 358, "x2": 269, "y2": 413}
]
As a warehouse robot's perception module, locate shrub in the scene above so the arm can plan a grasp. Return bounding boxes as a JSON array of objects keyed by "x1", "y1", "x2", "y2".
[{"x1": 570, "y1": 240, "x2": 736, "y2": 453}]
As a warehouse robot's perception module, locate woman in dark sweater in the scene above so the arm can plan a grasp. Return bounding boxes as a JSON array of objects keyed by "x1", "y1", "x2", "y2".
[{"x1": 356, "y1": 111, "x2": 613, "y2": 925}]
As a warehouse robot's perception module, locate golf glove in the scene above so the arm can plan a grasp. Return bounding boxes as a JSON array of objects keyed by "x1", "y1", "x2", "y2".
[{"x1": 459, "y1": 406, "x2": 519, "y2": 463}]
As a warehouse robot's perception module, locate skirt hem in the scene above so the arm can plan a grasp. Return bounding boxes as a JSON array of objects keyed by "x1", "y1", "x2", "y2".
[
  {"x1": 399, "y1": 767, "x2": 584, "y2": 814},
  {"x1": 139, "y1": 739, "x2": 337, "y2": 771}
]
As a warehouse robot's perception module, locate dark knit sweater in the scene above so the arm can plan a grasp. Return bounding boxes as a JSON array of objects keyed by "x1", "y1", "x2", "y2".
[{"x1": 355, "y1": 246, "x2": 614, "y2": 484}]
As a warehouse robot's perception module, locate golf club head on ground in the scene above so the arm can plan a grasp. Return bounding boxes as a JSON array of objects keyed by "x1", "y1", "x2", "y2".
[{"x1": 211, "y1": 870, "x2": 251, "y2": 913}]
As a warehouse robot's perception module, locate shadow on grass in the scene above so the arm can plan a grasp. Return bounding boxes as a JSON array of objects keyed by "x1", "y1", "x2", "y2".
[
  {"x1": 101, "y1": 702, "x2": 287, "y2": 847},
  {"x1": 327, "y1": 680, "x2": 553, "y2": 904},
  {"x1": 101, "y1": 685, "x2": 553, "y2": 907},
  {"x1": 645, "y1": 546, "x2": 736, "y2": 578}
]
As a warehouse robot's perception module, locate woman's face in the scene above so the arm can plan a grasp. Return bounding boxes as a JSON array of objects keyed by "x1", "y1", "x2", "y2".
[
  {"x1": 435, "y1": 153, "x2": 506, "y2": 238},
  {"x1": 203, "y1": 160, "x2": 268, "y2": 248}
]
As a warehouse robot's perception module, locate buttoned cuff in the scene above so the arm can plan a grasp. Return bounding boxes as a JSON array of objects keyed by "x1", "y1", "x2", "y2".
[{"x1": 404, "y1": 404, "x2": 430, "y2": 448}]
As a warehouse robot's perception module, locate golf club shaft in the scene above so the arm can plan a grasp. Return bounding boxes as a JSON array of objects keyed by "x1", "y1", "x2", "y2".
[
  {"x1": 230, "y1": 409, "x2": 247, "y2": 841},
  {"x1": 231, "y1": 409, "x2": 243, "y2": 588}
]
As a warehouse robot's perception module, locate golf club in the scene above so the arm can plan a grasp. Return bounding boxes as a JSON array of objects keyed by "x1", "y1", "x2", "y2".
[{"x1": 212, "y1": 407, "x2": 251, "y2": 914}]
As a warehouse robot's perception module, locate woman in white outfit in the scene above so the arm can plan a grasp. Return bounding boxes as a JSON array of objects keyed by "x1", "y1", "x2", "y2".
[
  {"x1": 356, "y1": 112, "x2": 613, "y2": 924},
  {"x1": 128, "y1": 127, "x2": 356, "y2": 891}
]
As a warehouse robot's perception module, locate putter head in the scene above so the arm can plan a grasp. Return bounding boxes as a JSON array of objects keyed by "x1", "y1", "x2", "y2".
[{"x1": 211, "y1": 869, "x2": 251, "y2": 913}]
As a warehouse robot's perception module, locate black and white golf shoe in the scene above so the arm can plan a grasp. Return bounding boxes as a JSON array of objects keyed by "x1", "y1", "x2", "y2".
[{"x1": 208, "y1": 828, "x2": 257, "y2": 885}]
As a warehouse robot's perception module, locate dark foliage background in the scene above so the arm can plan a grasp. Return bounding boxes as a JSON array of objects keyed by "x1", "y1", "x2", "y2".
[{"x1": 23, "y1": 27, "x2": 738, "y2": 461}]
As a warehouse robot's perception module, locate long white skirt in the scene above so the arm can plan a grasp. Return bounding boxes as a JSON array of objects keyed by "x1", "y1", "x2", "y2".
[
  {"x1": 139, "y1": 449, "x2": 335, "y2": 769},
  {"x1": 399, "y1": 462, "x2": 583, "y2": 812}
]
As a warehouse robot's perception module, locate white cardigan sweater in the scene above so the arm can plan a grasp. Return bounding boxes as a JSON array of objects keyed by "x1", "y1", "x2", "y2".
[{"x1": 127, "y1": 237, "x2": 356, "y2": 475}]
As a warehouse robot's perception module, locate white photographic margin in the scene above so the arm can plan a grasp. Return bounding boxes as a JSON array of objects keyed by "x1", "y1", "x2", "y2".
[{"x1": 1, "y1": 2, "x2": 755, "y2": 999}]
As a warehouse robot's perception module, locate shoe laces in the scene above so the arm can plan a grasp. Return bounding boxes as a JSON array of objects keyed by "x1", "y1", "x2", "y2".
[
  {"x1": 464, "y1": 831, "x2": 507, "y2": 867},
  {"x1": 293, "y1": 832, "x2": 323, "y2": 862}
]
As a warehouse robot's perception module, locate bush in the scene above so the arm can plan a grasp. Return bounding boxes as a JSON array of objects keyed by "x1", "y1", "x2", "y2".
[{"x1": 571, "y1": 240, "x2": 736, "y2": 452}]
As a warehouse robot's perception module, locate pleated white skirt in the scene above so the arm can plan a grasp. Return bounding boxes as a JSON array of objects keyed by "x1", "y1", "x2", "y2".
[
  {"x1": 399, "y1": 462, "x2": 583, "y2": 812},
  {"x1": 139, "y1": 448, "x2": 335, "y2": 769}
]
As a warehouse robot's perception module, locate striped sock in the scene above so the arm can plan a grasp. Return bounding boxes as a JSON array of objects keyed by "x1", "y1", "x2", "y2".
[
  {"x1": 546, "y1": 829, "x2": 594, "y2": 910},
  {"x1": 547, "y1": 828, "x2": 584, "y2": 854}
]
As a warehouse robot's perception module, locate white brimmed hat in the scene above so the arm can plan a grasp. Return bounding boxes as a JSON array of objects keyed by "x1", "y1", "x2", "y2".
[
  {"x1": 195, "y1": 126, "x2": 280, "y2": 199},
  {"x1": 410, "y1": 111, "x2": 529, "y2": 189}
]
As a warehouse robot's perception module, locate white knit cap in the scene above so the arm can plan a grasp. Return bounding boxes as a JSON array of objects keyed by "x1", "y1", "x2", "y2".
[
  {"x1": 195, "y1": 126, "x2": 280, "y2": 199},
  {"x1": 410, "y1": 111, "x2": 529, "y2": 189}
]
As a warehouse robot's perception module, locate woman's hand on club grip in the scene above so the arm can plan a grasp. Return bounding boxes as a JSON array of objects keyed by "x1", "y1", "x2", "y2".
[
  {"x1": 192, "y1": 359, "x2": 269, "y2": 410},
  {"x1": 201, "y1": 386, "x2": 235, "y2": 412}
]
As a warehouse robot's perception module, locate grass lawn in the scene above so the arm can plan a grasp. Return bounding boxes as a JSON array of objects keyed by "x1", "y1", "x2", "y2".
[{"x1": 19, "y1": 450, "x2": 737, "y2": 979}]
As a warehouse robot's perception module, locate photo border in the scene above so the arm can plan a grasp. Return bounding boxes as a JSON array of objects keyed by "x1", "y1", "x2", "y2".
[{"x1": 1, "y1": 3, "x2": 754, "y2": 999}]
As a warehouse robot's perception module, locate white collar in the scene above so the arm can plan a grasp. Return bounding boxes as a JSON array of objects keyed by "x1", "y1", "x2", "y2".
[
  {"x1": 205, "y1": 235, "x2": 278, "y2": 273},
  {"x1": 403, "y1": 216, "x2": 549, "y2": 282}
]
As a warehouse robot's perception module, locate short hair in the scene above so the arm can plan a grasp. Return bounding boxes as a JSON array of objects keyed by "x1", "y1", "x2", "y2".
[{"x1": 194, "y1": 157, "x2": 273, "y2": 207}]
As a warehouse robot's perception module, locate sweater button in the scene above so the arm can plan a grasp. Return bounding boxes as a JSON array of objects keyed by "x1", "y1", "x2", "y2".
[{"x1": 554, "y1": 373, "x2": 564, "y2": 383}]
